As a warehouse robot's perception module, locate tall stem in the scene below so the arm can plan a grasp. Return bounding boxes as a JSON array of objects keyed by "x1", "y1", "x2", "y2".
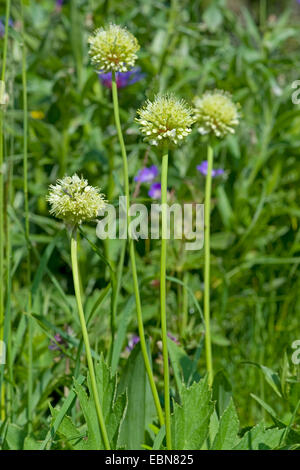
[
  {"x1": 160, "y1": 152, "x2": 172, "y2": 449},
  {"x1": 111, "y1": 71, "x2": 164, "y2": 427},
  {"x1": 71, "y1": 228, "x2": 110, "y2": 450},
  {"x1": 204, "y1": 145, "x2": 214, "y2": 386},
  {"x1": 21, "y1": 0, "x2": 33, "y2": 430},
  {"x1": 0, "y1": 0, "x2": 11, "y2": 421}
]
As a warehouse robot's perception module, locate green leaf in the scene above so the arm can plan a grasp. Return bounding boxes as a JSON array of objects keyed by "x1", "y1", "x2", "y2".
[
  {"x1": 244, "y1": 362, "x2": 283, "y2": 398},
  {"x1": 171, "y1": 377, "x2": 213, "y2": 450},
  {"x1": 167, "y1": 337, "x2": 201, "y2": 396},
  {"x1": 118, "y1": 343, "x2": 156, "y2": 450},
  {"x1": 212, "y1": 370, "x2": 232, "y2": 418},
  {"x1": 110, "y1": 296, "x2": 135, "y2": 376},
  {"x1": 211, "y1": 399, "x2": 240, "y2": 450},
  {"x1": 41, "y1": 375, "x2": 86, "y2": 450},
  {"x1": 233, "y1": 422, "x2": 285, "y2": 450},
  {"x1": 54, "y1": 357, "x2": 127, "y2": 450},
  {"x1": 3, "y1": 423, "x2": 26, "y2": 450},
  {"x1": 152, "y1": 425, "x2": 166, "y2": 450}
]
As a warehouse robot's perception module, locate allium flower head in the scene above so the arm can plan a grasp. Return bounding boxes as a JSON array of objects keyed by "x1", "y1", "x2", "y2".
[
  {"x1": 194, "y1": 90, "x2": 240, "y2": 138},
  {"x1": 88, "y1": 24, "x2": 140, "y2": 73},
  {"x1": 47, "y1": 174, "x2": 106, "y2": 226},
  {"x1": 136, "y1": 94, "x2": 195, "y2": 147}
]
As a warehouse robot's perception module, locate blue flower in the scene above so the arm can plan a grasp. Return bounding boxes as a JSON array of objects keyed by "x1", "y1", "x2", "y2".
[
  {"x1": 134, "y1": 165, "x2": 158, "y2": 183},
  {"x1": 98, "y1": 67, "x2": 144, "y2": 89},
  {"x1": 126, "y1": 335, "x2": 140, "y2": 352},
  {"x1": 148, "y1": 182, "x2": 162, "y2": 199},
  {"x1": 196, "y1": 161, "x2": 224, "y2": 177},
  {"x1": 0, "y1": 17, "x2": 14, "y2": 38}
]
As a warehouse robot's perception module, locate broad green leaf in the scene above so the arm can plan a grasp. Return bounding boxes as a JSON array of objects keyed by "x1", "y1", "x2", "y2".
[
  {"x1": 211, "y1": 399, "x2": 240, "y2": 450},
  {"x1": 3, "y1": 423, "x2": 26, "y2": 450},
  {"x1": 171, "y1": 377, "x2": 213, "y2": 450},
  {"x1": 233, "y1": 422, "x2": 284, "y2": 450},
  {"x1": 118, "y1": 343, "x2": 156, "y2": 450},
  {"x1": 55, "y1": 358, "x2": 127, "y2": 450}
]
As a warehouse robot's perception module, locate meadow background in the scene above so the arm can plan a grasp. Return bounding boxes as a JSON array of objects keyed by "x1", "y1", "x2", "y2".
[{"x1": 0, "y1": 0, "x2": 300, "y2": 450}]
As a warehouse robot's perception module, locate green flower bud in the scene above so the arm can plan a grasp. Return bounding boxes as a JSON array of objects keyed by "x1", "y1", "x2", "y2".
[
  {"x1": 194, "y1": 90, "x2": 240, "y2": 138},
  {"x1": 136, "y1": 94, "x2": 195, "y2": 147},
  {"x1": 88, "y1": 24, "x2": 140, "y2": 73},
  {"x1": 47, "y1": 174, "x2": 106, "y2": 226}
]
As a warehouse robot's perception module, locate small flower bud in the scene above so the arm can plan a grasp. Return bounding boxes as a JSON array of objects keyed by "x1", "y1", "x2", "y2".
[
  {"x1": 47, "y1": 174, "x2": 106, "y2": 226},
  {"x1": 88, "y1": 24, "x2": 140, "y2": 73},
  {"x1": 136, "y1": 94, "x2": 195, "y2": 147},
  {"x1": 194, "y1": 89, "x2": 240, "y2": 138}
]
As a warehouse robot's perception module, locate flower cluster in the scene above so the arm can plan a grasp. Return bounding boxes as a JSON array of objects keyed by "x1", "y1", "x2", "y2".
[
  {"x1": 47, "y1": 174, "x2": 106, "y2": 226},
  {"x1": 88, "y1": 24, "x2": 140, "y2": 73},
  {"x1": 98, "y1": 68, "x2": 144, "y2": 89},
  {"x1": 136, "y1": 95, "x2": 195, "y2": 147},
  {"x1": 194, "y1": 90, "x2": 240, "y2": 138}
]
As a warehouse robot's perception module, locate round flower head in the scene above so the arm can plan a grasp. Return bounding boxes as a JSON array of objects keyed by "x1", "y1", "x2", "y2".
[
  {"x1": 47, "y1": 174, "x2": 106, "y2": 226},
  {"x1": 88, "y1": 24, "x2": 140, "y2": 73},
  {"x1": 194, "y1": 90, "x2": 240, "y2": 138},
  {"x1": 136, "y1": 94, "x2": 195, "y2": 147}
]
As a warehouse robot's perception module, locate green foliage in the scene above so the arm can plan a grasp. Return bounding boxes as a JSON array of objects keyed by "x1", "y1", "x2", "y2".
[
  {"x1": 171, "y1": 378, "x2": 213, "y2": 449},
  {"x1": 118, "y1": 343, "x2": 157, "y2": 450},
  {"x1": 52, "y1": 358, "x2": 127, "y2": 450}
]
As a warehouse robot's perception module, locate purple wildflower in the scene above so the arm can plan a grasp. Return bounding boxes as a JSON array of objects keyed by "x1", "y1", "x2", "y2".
[
  {"x1": 196, "y1": 160, "x2": 224, "y2": 177},
  {"x1": 167, "y1": 332, "x2": 180, "y2": 345},
  {"x1": 126, "y1": 335, "x2": 140, "y2": 352},
  {"x1": 98, "y1": 67, "x2": 144, "y2": 89},
  {"x1": 148, "y1": 182, "x2": 161, "y2": 199},
  {"x1": 134, "y1": 165, "x2": 158, "y2": 183},
  {"x1": 49, "y1": 333, "x2": 66, "y2": 352}
]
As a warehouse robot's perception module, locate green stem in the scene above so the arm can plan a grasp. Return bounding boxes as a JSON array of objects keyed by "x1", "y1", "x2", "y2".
[
  {"x1": 71, "y1": 228, "x2": 110, "y2": 450},
  {"x1": 160, "y1": 152, "x2": 172, "y2": 449},
  {"x1": 204, "y1": 145, "x2": 214, "y2": 387},
  {"x1": 0, "y1": 0, "x2": 11, "y2": 421},
  {"x1": 111, "y1": 71, "x2": 164, "y2": 427},
  {"x1": 21, "y1": 0, "x2": 33, "y2": 430},
  {"x1": 181, "y1": 271, "x2": 188, "y2": 339}
]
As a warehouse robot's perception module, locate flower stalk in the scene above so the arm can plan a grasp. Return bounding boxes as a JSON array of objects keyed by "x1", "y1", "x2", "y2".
[
  {"x1": 0, "y1": 0, "x2": 11, "y2": 422},
  {"x1": 71, "y1": 227, "x2": 110, "y2": 450},
  {"x1": 160, "y1": 151, "x2": 172, "y2": 449},
  {"x1": 111, "y1": 70, "x2": 164, "y2": 427},
  {"x1": 204, "y1": 145, "x2": 214, "y2": 387}
]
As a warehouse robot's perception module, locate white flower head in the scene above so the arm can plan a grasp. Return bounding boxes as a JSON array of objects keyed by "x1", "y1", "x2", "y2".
[
  {"x1": 47, "y1": 174, "x2": 106, "y2": 226},
  {"x1": 88, "y1": 24, "x2": 140, "y2": 73},
  {"x1": 194, "y1": 90, "x2": 240, "y2": 138},
  {"x1": 136, "y1": 94, "x2": 195, "y2": 147}
]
